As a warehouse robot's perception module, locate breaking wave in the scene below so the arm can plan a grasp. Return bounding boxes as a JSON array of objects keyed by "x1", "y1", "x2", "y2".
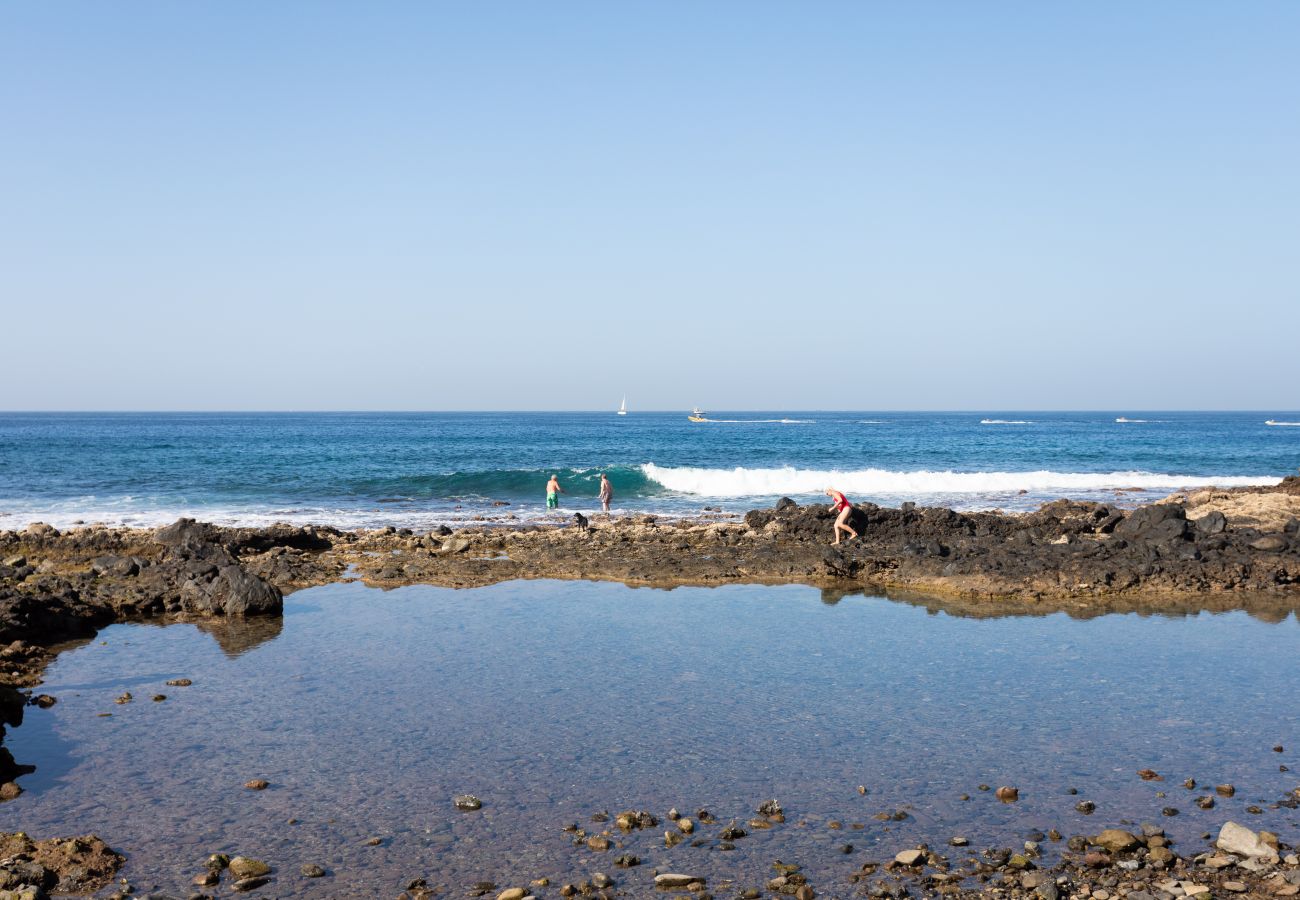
[{"x1": 638, "y1": 464, "x2": 1279, "y2": 497}]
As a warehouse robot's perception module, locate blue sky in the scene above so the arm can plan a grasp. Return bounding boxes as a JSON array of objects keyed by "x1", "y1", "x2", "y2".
[{"x1": 3, "y1": 2, "x2": 1297, "y2": 411}]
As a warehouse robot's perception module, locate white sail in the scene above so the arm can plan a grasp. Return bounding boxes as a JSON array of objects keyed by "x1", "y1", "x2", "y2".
[{"x1": 617, "y1": 396, "x2": 627, "y2": 415}]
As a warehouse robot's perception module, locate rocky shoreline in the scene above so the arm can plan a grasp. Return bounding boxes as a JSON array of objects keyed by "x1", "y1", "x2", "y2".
[{"x1": 1, "y1": 483, "x2": 1298, "y2": 895}]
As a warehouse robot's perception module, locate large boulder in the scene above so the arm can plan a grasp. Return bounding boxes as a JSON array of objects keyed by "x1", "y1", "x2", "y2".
[
  {"x1": 179, "y1": 566, "x2": 282, "y2": 617},
  {"x1": 153, "y1": 518, "x2": 220, "y2": 551},
  {"x1": 1115, "y1": 504, "x2": 1188, "y2": 542}
]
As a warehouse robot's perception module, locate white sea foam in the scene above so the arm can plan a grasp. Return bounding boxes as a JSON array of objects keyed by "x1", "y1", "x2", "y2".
[
  {"x1": 639, "y1": 464, "x2": 1279, "y2": 497},
  {"x1": 980, "y1": 419, "x2": 1033, "y2": 425}
]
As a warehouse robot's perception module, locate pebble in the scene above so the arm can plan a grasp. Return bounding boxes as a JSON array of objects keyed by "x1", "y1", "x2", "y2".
[
  {"x1": 654, "y1": 874, "x2": 702, "y2": 888},
  {"x1": 586, "y1": 835, "x2": 611, "y2": 851},
  {"x1": 1196, "y1": 796, "x2": 1215, "y2": 809},
  {"x1": 1076, "y1": 800, "x2": 1097, "y2": 814},
  {"x1": 996, "y1": 786, "x2": 1019, "y2": 803},
  {"x1": 1222, "y1": 882, "x2": 1247, "y2": 893},
  {"x1": 677, "y1": 818, "x2": 694, "y2": 834},
  {"x1": 1216, "y1": 784, "x2": 1235, "y2": 797},
  {"x1": 497, "y1": 890, "x2": 526, "y2": 900},
  {"x1": 364, "y1": 837, "x2": 383, "y2": 846},
  {"x1": 950, "y1": 837, "x2": 969, "y2": 847},
  {"x1": 166, "y1": 678, "x2": 193, "y2": 686},
  {"x1": 454, "y1": 794, "x2": 482, "y2": 811},
  {"x1": 244, "y1": 779, "x2": 269, "y2": 790},
  {"x1": 193, "y1": 872, "x2": 218, "y2": 886},
  {"x1": 300, "y1": 864, "x2": 325, "y2": 877},
  {"x1": 151, "y1": 694, "x2": 166, "y2": 702},
  {"x1": 894, "y1": 849, "x2": 925, "y2": 866}
]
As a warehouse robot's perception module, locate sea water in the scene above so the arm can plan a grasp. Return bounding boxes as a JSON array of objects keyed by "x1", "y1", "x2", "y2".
[
  {"x1": 0, "y1": 411, "x2": 1296, "y2": 530},
  {"x1": 5, "y1": 581, "x2": 1298, "y2": 896}
]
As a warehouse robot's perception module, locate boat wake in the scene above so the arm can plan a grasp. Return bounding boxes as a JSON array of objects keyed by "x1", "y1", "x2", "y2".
[{"x1": 980, "y1": 419, "x2": 1033, "y2": 425}]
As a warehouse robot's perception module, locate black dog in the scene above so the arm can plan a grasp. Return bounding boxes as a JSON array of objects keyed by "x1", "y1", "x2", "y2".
[{"x1": 572, "y1": 512, "x2": 589, "y2": 531}]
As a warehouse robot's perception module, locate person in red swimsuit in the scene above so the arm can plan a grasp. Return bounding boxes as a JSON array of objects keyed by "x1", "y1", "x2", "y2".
[{"x1": 825, "y1": 488, "x2": 859, "y2": 544}]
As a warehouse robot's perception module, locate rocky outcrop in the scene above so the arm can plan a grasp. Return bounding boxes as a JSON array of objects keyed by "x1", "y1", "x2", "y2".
[{"x1": 0, "y1": 831, "x2": 123, "y2": 894}]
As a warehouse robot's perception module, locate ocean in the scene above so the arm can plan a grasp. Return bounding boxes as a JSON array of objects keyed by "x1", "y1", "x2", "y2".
[{"x1": 0, "y1": 411, "x2": 1296, "y2": 530}]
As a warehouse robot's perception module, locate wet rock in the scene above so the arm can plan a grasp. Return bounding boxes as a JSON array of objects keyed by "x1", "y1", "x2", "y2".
[
  {"x1": 677, "y1": 818, "x2": 694, "y2": 834},
  {"x1": 193, "y1": 872, "x2": 219, "y2": 886},
  {"x1": 453, "y1": 794, "x2": 482, "y2": 811},
  {"x1": 1183, "y1": 778, "x2": 1196, "y2": 789},
  {"x1": 586, "y1": 835, "x2": 611, "y2": 851},
  {"x1": 757, "y1": 799, "x2": 782, "y2": 816},
  {"x1": 1138, "y1": 769, "x2": 1162, "y2": 781},
  {"x1": 0, "y1": 782, "x2": 22, "y2": 801},
  {"x1": 719, "y1": 821, "x2": 746, "y2": 840},
  {"x1": 166, "y1": 678, "x2": 192, "y2": 687},
  {"x1": 996, "y1": 786, "x2": 1020, "y2": 802},
  {"x1": 243, "y1": 779, "x2": 268, "y2": 791},
  {"x1": 299, "y1": 864, "x2": 324, "y2": 877},
  {"x1": 227, "y1": 857, "x2": 271, "y2": 878},
  {"x1": 949, "y1": 837, "x2": 969, "y2": 847},
  {"x1": 1076, "y1": 800, "x2": 1097, "y2": 814},
  {"x1": 231, "y1": 876, "x2": 269, "y2": 892},
  {"x1": 1217, "y1": 784, "x2": 1236, "y2": 797},
  {"x1": 497, "y1": 890, "x2": 526, "y2": 900},
  {"x1": 612, "y1": 854, "x2": 639, "y2": 868},
  {"x1": 654, "y1": 874, "x2": 702, "y2": 888},
  {"x1": 1161, "y1": 806, "x2": 1179, "y2": 816},
  {"x1": 205, "y1": 854, "x2": 230, "y2": 871},
  {"x1": 591, "y1": 873, "x2": 613, "y2": 888},
  {"x1": 151, "y1": 694, "x2": 166, "y2": 702},
  {"x1": 31, "y1": 695, "x2": 56, "y2": 709},
  {"x1": 894, "y1": 849, "x2": 925, "y2": 866}
]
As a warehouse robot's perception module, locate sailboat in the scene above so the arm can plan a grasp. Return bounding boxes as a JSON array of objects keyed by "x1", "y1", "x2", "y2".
[{"x1": 617, "y1": 396, "x2": 627, "y2": 416}]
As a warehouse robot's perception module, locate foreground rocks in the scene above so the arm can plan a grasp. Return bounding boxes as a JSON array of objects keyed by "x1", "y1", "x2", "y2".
[{"x1": 0, "y1": 831, "x2": 123, "y2": 895}]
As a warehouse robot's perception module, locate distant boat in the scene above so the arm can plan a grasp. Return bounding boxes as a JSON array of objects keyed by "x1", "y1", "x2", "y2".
[
  {"x1": 1265, "y1": 419, "x2": 1300, "y2": 426},
  {"x1": 617, "y1": 396, "x2": 627, "y2": 416},
  {"x1": 688, "y1": 407, "x2": 708, "y2": 423}
]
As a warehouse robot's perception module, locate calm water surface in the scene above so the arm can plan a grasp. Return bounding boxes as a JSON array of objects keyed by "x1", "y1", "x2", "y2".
[{"x1": 5, "y1": 581, "x2": 1299, "y2": 897}]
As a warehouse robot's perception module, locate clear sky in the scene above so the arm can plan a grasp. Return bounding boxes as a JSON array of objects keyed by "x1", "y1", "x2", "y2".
[{"x1": 3, "y1": 2, "x2": 1297, "y2": 411}]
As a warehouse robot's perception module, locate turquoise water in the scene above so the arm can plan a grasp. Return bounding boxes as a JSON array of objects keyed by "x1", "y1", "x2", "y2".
[
  {"x1": 0, "y1": 411, "x2": 1296, "y2": 529},
  {"x1": 5, "y1": 581, "x2": 1298, "y2": 897}
]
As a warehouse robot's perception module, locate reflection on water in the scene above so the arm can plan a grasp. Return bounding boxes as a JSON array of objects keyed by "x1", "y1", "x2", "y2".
[{"x1": 5, "y1": 581, "x2": 1299, "y2": 897}]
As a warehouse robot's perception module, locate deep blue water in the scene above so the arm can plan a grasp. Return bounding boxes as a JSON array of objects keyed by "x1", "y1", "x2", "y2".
[{"x1": 0, "y1": 411, "x2": 1296, "y2": 529}]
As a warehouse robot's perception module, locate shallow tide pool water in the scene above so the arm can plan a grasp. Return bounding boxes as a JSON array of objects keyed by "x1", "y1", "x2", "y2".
[{"x1": 4, "y1": 580, "x2": 1299, "y2": 897}]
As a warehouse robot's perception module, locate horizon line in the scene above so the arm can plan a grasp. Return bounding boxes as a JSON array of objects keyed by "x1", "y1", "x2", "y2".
[{"x1": 3, "y1": 409, "x2": 1298, "y2": 415}]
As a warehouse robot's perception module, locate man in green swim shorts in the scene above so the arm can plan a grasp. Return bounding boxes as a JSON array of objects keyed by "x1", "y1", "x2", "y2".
[{"x1": 546, "y1": 474, "x2": 564, "y2": 509}]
